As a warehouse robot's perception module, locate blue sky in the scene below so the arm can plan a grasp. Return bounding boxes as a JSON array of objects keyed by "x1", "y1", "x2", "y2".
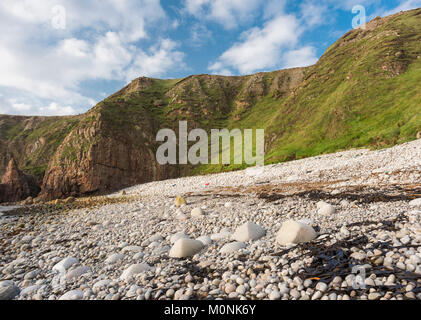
[{"x1": 0, "y1": 0, "x2": 419, "y2": 116}]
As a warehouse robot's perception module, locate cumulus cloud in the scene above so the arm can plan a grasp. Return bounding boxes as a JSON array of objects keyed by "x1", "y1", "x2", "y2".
[
  {"x1": 300, "y1": 1, "x2": 330, "y2": 27},
  {"x1": 0, "y1": 0, "x2": 184, "y2": 116},
  {"x1": 209, "y1": 14, "x2": 318, "y2": 75},
  {"x1": 0, "y1": 95, "x2": 78, "y2": 116},
  {"x1": 9, "y1": 101, "x2": 32, "y2": 113},
  {"x1": 0, "y1": 0, "x2": 166, "y2": 42},
  {"x1": 40, "y1": 102, "x2": 77, "y2": 116},
  {"x1": 184, "y1": 0, "x2": 261, "y2": 29},
  {"x1": 263, "y1": 0, "x2": 287, "y2": 19},
  {"x1": 283, "y1": 46, "x2": 318, "y2": 68},
  {"x1": 127, "y1": 39, "x2": 185, "y2": 80}
]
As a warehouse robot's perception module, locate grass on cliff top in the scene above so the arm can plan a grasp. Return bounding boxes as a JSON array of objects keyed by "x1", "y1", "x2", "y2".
[{"x1": 100, "y1": 78, "x2": 181, "y2": 129}]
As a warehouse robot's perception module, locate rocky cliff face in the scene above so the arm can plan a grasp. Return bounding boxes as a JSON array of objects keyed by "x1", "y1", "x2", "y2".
[
  {"x1": 40, "y1": 111, "x2": 180, "y2": 200},
  {"x1": 0, "y1": 159, "x2": 39, "y2": 203},
  {"x1": 1, "y1": 9, "x2": 420, "y2": 203}
]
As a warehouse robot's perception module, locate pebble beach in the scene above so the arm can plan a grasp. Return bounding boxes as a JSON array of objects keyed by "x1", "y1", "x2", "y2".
[{"x1": 1, "y1": 139, "x2": 420, "y2": 301}]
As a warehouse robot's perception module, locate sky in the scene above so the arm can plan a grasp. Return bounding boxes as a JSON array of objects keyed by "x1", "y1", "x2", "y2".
[{"x1": 0, "y1": 0, "x2": 419, "y2": 116}]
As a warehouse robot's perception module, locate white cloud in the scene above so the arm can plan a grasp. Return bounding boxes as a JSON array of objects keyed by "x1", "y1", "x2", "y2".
[
  {"x1": 0, "y1": 0, "x2": 166, "y2": 42},
  {"x1": 184, "y1": 0, "x2": 209, "y2": 15},
  {"x1": 300, "y1": 1, "x2": 330, "y2": 26},
  {"x1": 0, "y1": 95, "x2": 78, "y2": 116},
  {"x1": 172, "y1": 19, "x2": 180, "y2": 29},
  {"x1": 127, "y1": 39, "x2": 185, "y2": 80},
  {"x1": 184, "y1": 0, "x2": 261, "y2": 29},
  {"x1": 208, "y1": 63, "x2": 234, "y2": 76},
  {"x1": 0, "y1": 0, "x2": 184, "y2": 116},
  {"x1": 283, "y1": 46, "x2": 318, "y2": 68},
  {"x1": 263, "y1": 0, "x2": 287, "y2": 19},
  {"x1": 58, "y1": 38, "x2": 90, "y2": 58},
  {"x1": 209, "y1": 15, "x2": 303, "y2": 75},
  {"x1": 10, "y1": 101, "x2": 32, "y2": 112},
  {"x1": 40, "y1": 102, "x2": 77, "y2": 116}
]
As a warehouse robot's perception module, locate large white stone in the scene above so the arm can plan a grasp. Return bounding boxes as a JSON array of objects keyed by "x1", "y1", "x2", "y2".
[
  {"x1": 276, "y1": 220, "x2": 317, "y2": 245},
  {"x1": 120, "y1": 263, "x2": 152, "y2": 281},
  {"x1": 224, "y1": 202, "x2": 233, "y2": 208},
  {"x1": 52, "y1": 257, "x2": 79, "y2": 273},
  {"x1": 220, "y1": 242, "x2": 246, "y2": 254},
  {"x1": 191, "y1": 208, "x2": 204, "y2": 217},
  {"x1": 316, "y1": 201, "x2": 329, "y2": 209},
  {"x1": 170, "y1": 232, "x2": 190, "y2": 244},
  {"x1": 59, "y1": 290, "x2": 84, "y2": 300},
  {"x1": 169, "y1": 239, "x2": 204, "y2": 258},
  {"x1": 65, "y1": 266, "x2": 91, "y2": 282},
  {"x1": 317, "y1": 203, "x2": 336, "y2": 216},
  {"x1": 196, "y1": 235, "x2": 212, "y2": 246},
  {"x1": 232, "y1": 222, "x2": 265, "y2": 242},
  {"x1": 105, "y1": 253, "x2": 125, "y2": 264},
  {"x1": 409, "y1": 198, "x2": 421, "y2": 207}
]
